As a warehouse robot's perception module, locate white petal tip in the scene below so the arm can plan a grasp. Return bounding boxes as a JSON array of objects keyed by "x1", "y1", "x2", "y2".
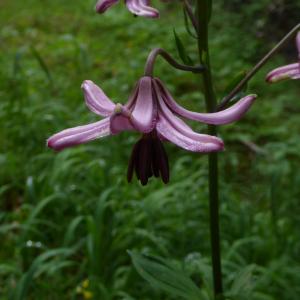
[
  {"x1": 249, "y1": 94, "x2": 257, "y2": 98},
  {"x1": 81, "y1": 80, "x2": 93, "y2": 89},
  {"x1": 246, "y1": 94, "x2": 257, "y2": 102}
]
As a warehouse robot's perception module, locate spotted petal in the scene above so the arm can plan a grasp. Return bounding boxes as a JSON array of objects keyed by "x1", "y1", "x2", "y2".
[
  {"x1": 125, "y1": 0, "x2": 159, "y2": 18},
  {"x1": 82, "y1": 80, "x2": 116, "y2": 116},
  {"x1": 47, "y1": 118, "x2": 110, "y2": 151},
  {"x1": 155, "y1": 78, "x2": 256, "y2": 125}
]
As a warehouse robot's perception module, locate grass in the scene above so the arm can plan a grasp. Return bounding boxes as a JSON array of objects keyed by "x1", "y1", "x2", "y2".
[{"x1": 0, "y1": 0, "x2": 300, "y2": 299}]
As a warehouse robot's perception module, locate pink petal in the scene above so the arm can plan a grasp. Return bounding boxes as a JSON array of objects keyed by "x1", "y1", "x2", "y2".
[
  {"x1": 47, "y1": 118, "x2": 110, "y2": 151},
  {"x1": 154, "y1": 78, "x2": 256, "y2": 125},
  {"x1": 130, "y1": 76, "x2": 157, "y2": 133},
  {"x1": 154, "y1": 81, "x2": 224, "y2": 146},
  {"x1": 125, "y1": 81, "x2": 139, "y2": 110},
  {"x1": 109, "y1": 77, "x2": 157, "y2": 134},
  {"x1": 291, "y1": 73, "x2": 300, "y2": 79},
  {"x1": 125, "y1": 0, "x2": 159, "y2": 18},
  {"x1": 95, "y1": 0, "x2": 119, "y2": 13},
  {"x1": 110, "y1": 114, "x2": 134, "y2": 134},
  {"x1": 109, "y1": 105, "x2": 134, "y2": 134},
  {"x1": 266, "y1": 63, "x2": 300, "y2": 83},
  {"x1": 156, "y1": 113, "x2": 224, "y2": 153},
  {"x1": 82, "y1": 80, "x2": 116, "y2": 117}
]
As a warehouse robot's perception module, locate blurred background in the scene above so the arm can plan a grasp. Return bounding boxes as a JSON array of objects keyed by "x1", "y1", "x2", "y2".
[{"x1": 0, "y1": 0, "x2": 300, "y2": 299}]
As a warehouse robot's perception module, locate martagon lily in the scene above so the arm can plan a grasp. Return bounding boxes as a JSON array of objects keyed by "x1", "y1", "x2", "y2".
[
  {"x1": 47, "y1": 77, "x2": 256, "y2": 185},
  {"x1": 266, "y1": 31, "x2": 300, "y2": 83},
  {"x1": 95, "y1": 0, "x2": 161, "y2": 18}
]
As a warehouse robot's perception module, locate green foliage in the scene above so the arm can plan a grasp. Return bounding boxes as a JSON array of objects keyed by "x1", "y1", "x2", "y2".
[
  {"x1": 129, "y1": 251, "x2": 204, "y2": 300},
  {"x1": 221, "y1": 70, "x2": 248, "y2": 103},
  {"x1": 173, "y1": 29, "x2": 194, "y2": 65},
  {"x1": 12, "y1": 248, "x2": 77, "y2": 300},
  {"x1": 0, "y1": 1, "x2": 300, "y2": 300}
]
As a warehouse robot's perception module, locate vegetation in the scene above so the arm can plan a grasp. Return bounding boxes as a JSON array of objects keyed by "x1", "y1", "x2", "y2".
[{"x1": 0, "y1": 0, "x2": 299, "y2": 299}]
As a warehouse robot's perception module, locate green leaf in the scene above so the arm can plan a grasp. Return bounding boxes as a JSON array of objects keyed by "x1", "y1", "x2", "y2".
[
  {"x1": 30, "y1": 46, "x2": 52, "y2": 84},
  {"x1": 182, "y1": 7, "x2": 197, "y2": 39},
  {"x1": 86, "y1": 188, "x2": 114, "y2": 278},
  {"x1": 230, "y1": 265, "x2": 256, "y2": 296},
  {"x1": 63, "y1": 215, "x2": 85, "y2": 246},
  {"x1": 12, "y1": 248, "x2": 76, "y2": 300},
  {"x1": 129, "y1": 251, "x2": 204, "y2": 300},
  {"x1": 173, "y1": 29, "x2": 193, "y2": 65},
  {"x1": 0, "y1": 264, "x2": 19, "y2": 276}
]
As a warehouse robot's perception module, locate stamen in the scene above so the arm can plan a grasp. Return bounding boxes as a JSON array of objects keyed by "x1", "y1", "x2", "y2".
[
  {"x1": 127, "y1": 131, "x2": 170, "y2": 185},
  {"x1": 127, "y1": 140, "x2": 142, "y2": 182},
  {"x1": 139, "y1": 138, "x2": 150, "y2": 185},
  {"x1": 153, "y1": 138, "x2": 169, "y2": 184}
]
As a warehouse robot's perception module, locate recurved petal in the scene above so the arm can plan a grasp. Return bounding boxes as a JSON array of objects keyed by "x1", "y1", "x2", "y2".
[
  {"x1": 154, "y1": 78, "x2": 256, "y2": 125},
  {"x1": 156, "y1": 114, "x2": 223, "y2": 153},
  {"x1": 95, "y1": 0, "x2": 119, "y2": 13},
  {"x1": 155, "y1": 86, "x2": 223, "y2": 152},
  {"x1": 154, "y1": 81, "x2": 223, "y2": 146},
  {"x1": 47, "y1": 118, "x2": 110, "y2": 151},
  {"x1": 125, "y1": 0, "x2": 159, "y2": 18},
  {"x1": 82, "y1": 80, "x2": 116, "y2": 117},
  {"x1": 266, "y1": 63, "x2": 300, "y2": 83},
  {"x1": 130, "y1": 76, "x2": 157, "y2": 133}
]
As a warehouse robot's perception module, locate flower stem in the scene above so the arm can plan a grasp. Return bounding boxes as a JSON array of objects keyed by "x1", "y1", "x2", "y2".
[
  {"x1": 196, "y1": 0, "x2": 223, "y2": 298},
  {"x1": 144, "y1": 48, "x2": 204, "y2": 76},
  {"x1": 217, "y1": 23, "x2": 300, "y2": 110}
]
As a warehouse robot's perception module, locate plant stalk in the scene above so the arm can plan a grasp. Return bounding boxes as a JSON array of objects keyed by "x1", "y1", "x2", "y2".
[
  {"x1": 196, "y1": 0, "x2": 223, "y2": 298},
  {"x1": 144, "y1": 48, "x2": 204, "y2": 76},
  {"x1": 217, "y1": 23, "x2": 300, "y2": 110}
]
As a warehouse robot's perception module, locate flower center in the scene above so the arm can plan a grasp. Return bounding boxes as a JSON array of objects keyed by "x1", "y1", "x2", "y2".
[{"x1": 113, "y1": 103, "x2": 123, "y2": 114}]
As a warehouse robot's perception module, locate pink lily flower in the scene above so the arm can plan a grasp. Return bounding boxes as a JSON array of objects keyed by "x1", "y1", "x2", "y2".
[
  {"x1": 47, "y1": 77, "x2": 256, "y2": 185},
  {"x1": 266, "y1": 32, "x2": 300, "y2": 83},
  {"x1": 95, "y1": 0, "x2": 159, "y2": 18}
]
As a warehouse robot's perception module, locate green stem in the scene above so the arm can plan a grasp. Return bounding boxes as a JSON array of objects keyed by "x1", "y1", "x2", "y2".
[
  {"x1": 217, "y1": 23, "x2": 300, "y2": 110},
  {"x1": 196, "y1": 0, "x2": 223, "y2": 298}
]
